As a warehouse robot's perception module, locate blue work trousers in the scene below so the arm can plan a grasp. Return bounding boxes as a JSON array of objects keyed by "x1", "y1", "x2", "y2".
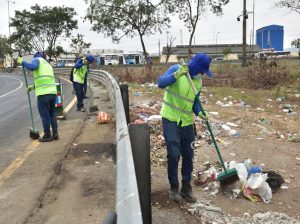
[
  {"x1": 37, "y1": 94, "x2": 58, "y2": 135},
  {"x1": 162, "y1": 118, "x2": 195, "y2": 185},
  {"x1": 83, "y1": 75, "x2": 87, "y2": 96},
  {"x1": 73, "y1": 82, "x2": 84, "y2": 109}
]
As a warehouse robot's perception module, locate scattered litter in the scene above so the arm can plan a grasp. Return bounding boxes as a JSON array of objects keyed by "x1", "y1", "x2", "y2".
[
  {"x1": 226, "y1": 122, "x2": 238, "y2": 127},
  {"x1": 276, "y1": 97, "x2": 285, "y2": 102},
  {"x1": 229, "y1": 130, "x2": 240, "y2": 137},
  {"x1": 288, "y1": 135, "x2": 300, "y2": 142},
  {"x1": 97, "y1": 111, "x2": 111, "y2": 124},
  {"x1": 188, "y1": 201, "x2": 299, "y2": 224},
  {"x1": 84, "y1": 150, "x2": 88, "y2": 153},
  {"x1": 283, "y1": 104, "x2": 292, "y2": 109},
  {"x1": 134, "y1": 92, "x2": 142, "y2": 96},
  {"x1": 146, "y1": 115, "x2": 161, "y2": 122},
  {"x1": 221, "y1": 124, "x2": 231, "y2": 131},
  {"x1": 281, "y1": 186, "x2": 289, "y2": 190},
  {"x1": 73, "y1": 143, "x2": 77, "y2": 146},
  {"x1": 256, "y1": 117, "x2": 272, "y2": 126},
  {"x1": 95, "y1": 161, "x2": 100, "y2": 164},
  {"x1": 209, "y1": 111, "x2": 219, "y2": 116}
]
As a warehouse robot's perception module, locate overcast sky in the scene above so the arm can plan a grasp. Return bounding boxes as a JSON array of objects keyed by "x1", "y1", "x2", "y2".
[{"x1": 0, "y1": 0, "x2": 299, "y2": 53}]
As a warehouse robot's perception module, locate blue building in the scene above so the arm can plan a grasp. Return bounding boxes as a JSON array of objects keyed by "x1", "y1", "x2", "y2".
[{"x1": 256, "y1": 25, "x2": 284, "y2": 51}]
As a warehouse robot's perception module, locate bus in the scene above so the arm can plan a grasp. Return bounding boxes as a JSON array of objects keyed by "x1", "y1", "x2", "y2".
[
  {"x1": 103, "y1": 54, "x2": 123, "y2": 65},
  {"x1": 101, "y1": 52, "x2": 144, "y2": 65},
  {"x1": 57, "y1": 58, "x2": 75, "y2": 67},
  {"x1": 123, "y1": 53, "x2": 144, "y2": 64}
]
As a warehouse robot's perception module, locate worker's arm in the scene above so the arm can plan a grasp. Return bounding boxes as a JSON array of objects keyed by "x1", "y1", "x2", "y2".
[
  {"x1": 192, "y1": 93, "x2": 203, "y2": 116},
  {"x1": 157, "y1": 64, "x2": 180, "y2": 89},
  {"x1": 22, "y1": 58, "x2": 40, "y2": 71},
  {"x1": 193, "y1": 94, "x2": 209, "y2": 120},
  {"x1": 74, "y1": 58, "x2": 85, "y2": 69}
]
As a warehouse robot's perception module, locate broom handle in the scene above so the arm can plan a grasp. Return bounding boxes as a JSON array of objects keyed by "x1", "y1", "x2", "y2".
[
  {"x1": 185, "y1": 73, "x2": 228, "y2": 172},
  {"x1": 22, "y1": 65, "x2": 35, "y2": 130}
]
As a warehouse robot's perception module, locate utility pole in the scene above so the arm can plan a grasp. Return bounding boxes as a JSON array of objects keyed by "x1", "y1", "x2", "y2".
[
  {"x1": 180, "y1": 29, "x2": 183, "y2": 45},
  {"x1": 7, "y1": 0, "x2": 15, "y2": 68},
  {"x1": 216, "y1": 32, "x2": 220, "y2": 58},
  {"x1": 242, "y1": 0, "x2": 247, "y2": 66},
  {"x1": 252, "y1": 0, "x2": 255, "y2": 56},
  {"x1": 7, "y1": 0, "x2": 15, "y2": 37},
  {"x1": 158, "y1": 39, "x2": 161, "y2": 56}
]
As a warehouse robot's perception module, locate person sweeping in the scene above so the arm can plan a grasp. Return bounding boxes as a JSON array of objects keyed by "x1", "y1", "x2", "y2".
[
  {"x1": 72, "y1": 54, "x2": 94, "y2": 112},
  {"x1": 17, "y1": 52, "x2": 59, "y2": 142},
  {"x1": 157, "y1": 53, "x2": 213, "y2": 203}
]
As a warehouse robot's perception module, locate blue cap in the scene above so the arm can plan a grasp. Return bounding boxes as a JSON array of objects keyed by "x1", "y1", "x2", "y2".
[
  {"x1": 34, "y1": 52, "x2": 44, "y2": 58},
  {"x1": 86, "y1": 54, "x2": 94, "y2": 63},
  {"x1": 188, "y1": 53, "x2": 213, "y2": 78}
]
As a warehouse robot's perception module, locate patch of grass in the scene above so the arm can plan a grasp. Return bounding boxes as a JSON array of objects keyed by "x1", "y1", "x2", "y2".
[{"x1": 206, "y1": 86, "x2": 275, "y2": 106}]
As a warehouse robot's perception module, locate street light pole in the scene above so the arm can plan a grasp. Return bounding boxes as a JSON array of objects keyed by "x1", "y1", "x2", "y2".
[
  {"x1": 242, "y1": 0, "x2": 247, "y2": 66},
  {"x1": 252, "y1": 0, "x2": 255, "y2": 56},
  {"x1": 7, "y1": 0, "x2": 15, "y2": 37},
  {"x1": 216, "y1": 32, "x2": 220, "y2": 58}
]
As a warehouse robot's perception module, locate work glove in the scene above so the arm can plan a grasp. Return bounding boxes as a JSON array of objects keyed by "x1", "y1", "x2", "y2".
[
  {"x1": 174, "y1": 64, "x2": 188, "y2": 79},
  {"x1": 17, "y1": 57, "x2": 23, "y2": 65},
  {"x1": 198, "y1": 110, "x2": 209, "y2": 121},
  {"x1": 26, "y1": 85, "x2": 34, "y2": 92},
  {"x1": 83, "y1": 57, "x2": 89, "y2": 65}
]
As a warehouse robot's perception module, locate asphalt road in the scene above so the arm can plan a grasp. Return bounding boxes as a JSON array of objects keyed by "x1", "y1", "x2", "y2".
[{"x1": 0, "y1": 72, "x2": 74, "y2": 173}]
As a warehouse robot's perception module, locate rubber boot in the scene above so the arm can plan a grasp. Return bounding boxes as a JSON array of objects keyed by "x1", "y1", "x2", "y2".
[
  {"x1": 39, "y1": 133, "x2": 52, "y2": 142},
  {"x1": 180, "y1": 182, "x2": 197, "y2": 203},
  {"x1": 52, "y1": 130, "x2": 59, "y2": 140},
  {"x1": 168, "y1": 183, "x2": 182, "y2": 202}
]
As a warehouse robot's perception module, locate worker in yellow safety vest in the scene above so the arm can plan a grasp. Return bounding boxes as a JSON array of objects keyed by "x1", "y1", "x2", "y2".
[
  {"x1": 17, "y1": 52, "x2": 59, "y2": 142},
  {"x1": 157, "y1": 53, "x2": 213, "y2": 203},
  {"x1": 72, "y1": 54, "x2": 94, "y2": 112}
]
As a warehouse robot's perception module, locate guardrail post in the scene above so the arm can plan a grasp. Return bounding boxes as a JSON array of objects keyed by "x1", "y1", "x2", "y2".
[
  {"x1": 129, "y1": 123, "x2": 152, "y2": 224},
  {"x1": 120, "y1": 84, "x2": 130, "y2": 124}
]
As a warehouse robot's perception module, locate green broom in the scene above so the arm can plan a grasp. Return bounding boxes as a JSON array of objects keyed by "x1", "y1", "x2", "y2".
[
  {"x1": 185, "y1": 72, "x2": 239, "y2": 186},
  {"x1": 22, "y1": 65, "x2": 40, "y2": 140}
]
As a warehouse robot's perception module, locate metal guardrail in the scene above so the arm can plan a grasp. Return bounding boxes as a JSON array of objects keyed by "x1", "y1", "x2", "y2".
[{"x1": 54, "y1": 68, "x2": 143, "y2": 224}]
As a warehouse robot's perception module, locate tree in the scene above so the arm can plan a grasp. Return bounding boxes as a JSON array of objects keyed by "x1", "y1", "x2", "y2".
[
  {"x1": 10, "y1": 4, "x2": 78, "y2": 60},
  {"x1": 163, "y1": 35, "x2": 177, "y2": 63},
  {"x1": 291, "y1": 38, "x2": 300, "y2": 57},
  {"x1": 70, "y1": 34, "x2": 91, "y2": 54},
  {"x1": 275, "y1": 0, "x2": 300, "y2": 14},
  {"x1": 222, "y1": 47, "x2": 232, "y2": 59},
  {"x1": 291, "y1": 38, "x2": 300, "y2": 48},
  {"x1": 46, "y1": 45, "x2": 65, "y2": 61},
  {"x1": 172, "y1": 0, "x2": 229, "y2": 59},
  {"x1": 0, "y1": 35, "x2": 12, "y2": 58},
  {"x1": 84, "y1": 0, "x2": 171, "y2": 79}
]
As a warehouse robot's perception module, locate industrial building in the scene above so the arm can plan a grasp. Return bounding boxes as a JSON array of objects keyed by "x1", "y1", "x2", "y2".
[
  {"x1": 256, "y1": 25, "x2": 284, "y2": 51},
  {"x1": 161, "y1": 44, "x2": 262, "y2": 63}
]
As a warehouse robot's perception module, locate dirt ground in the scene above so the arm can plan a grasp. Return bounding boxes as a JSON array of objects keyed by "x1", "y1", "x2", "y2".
[{"x1": 129, "y1": 84, "x2": 300, "y2": 223}]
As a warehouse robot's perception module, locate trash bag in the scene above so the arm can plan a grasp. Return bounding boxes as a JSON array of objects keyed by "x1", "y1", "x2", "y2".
[
  {"x1": 262, "y1": 170, "x2": 285, "y2": 193},
  {"x1": 246, "y1": 173, "x2": 272, "y2": 203}
]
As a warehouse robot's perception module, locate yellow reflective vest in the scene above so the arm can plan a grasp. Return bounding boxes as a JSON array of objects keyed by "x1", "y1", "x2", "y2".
[
  {"x1": 160, "y1": 75, "x2": 202, "y2": 127},
  {"x1": 73, "y1": 65, "x2": 87, "y2": 84},
  {"x1": 33, "y1": 58, "x2": 57, "y2": 97}
]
